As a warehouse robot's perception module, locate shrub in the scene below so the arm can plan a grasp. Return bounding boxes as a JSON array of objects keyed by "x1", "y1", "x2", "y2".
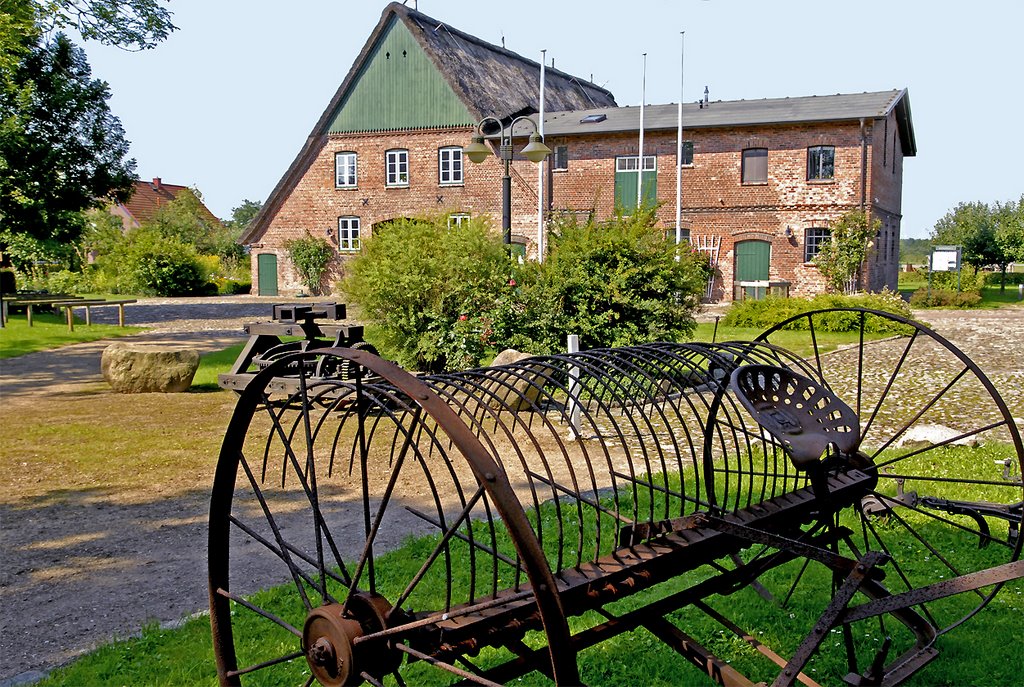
[
  {"x1": 342, "y1": 216, "x2": 509, "y2": 371},
  {"x1": 722, "y1": 290, "x2": 914, "y2": 333},
  {"x1": 492, "y1": 209, "x2": 710, "y2": 354},
  {"x1": 97, "y1": 228, "x2": 207, "y2": 296},
  {"x1": 909, "y1": 288, "x2": 983, "y2": 308},
  {"x1": 983, "y1": 271, "x2": 1024, "y2": 286},
  {"x1": 287, "y1": 233, "x2": 334, "y2": 295}
]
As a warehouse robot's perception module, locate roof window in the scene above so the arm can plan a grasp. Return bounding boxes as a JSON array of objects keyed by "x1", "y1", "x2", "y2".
[{"x1": 579, "y1": 113, "x2": 607, "y2": 124}]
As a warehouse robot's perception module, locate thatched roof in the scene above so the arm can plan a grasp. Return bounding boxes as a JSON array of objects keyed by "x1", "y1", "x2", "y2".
[{"x1": 242, "y1": 3, "x2": 616, "y2": 245}]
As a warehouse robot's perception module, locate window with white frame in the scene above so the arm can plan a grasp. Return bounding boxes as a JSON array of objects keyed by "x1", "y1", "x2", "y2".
[
  {"x1": 337, "y1": 216, "x2": 360, "y2": 252},
  {"x1": 804, "y1": 227, "x2": 831, "y2": 262},
  {"x1": 335, "y1": 151, "x2": 357, "y2": 188},
  {"x1": 807, "y1": 145, "x2": 835, "y2": 181},
  {"x1": 438, "y1": 146, "x2": 463, "y2": 185},
  {"x1": 386, "y1": 149, "x2": 409, "y2": 186},
  {"x1": 615, "y1": 155, "x2": 656, "y2": 173},
  {"x1": 447, "y1": 213, "x2": 470, "y2": 229}
]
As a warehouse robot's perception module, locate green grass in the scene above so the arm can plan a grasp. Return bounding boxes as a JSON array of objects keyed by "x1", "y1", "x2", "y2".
[
  {"x1": 39, "y1": 443, "x2": 1023, "y2": 687},
  {"x1": 0, "y1": 312, "x2": 144, "y2": 358},
  {"x1": 189, "y1": 342, "x2": 248, "y2": 391}
]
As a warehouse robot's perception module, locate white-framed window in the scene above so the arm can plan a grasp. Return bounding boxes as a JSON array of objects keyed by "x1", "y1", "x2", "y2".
[
  {"x1": 807, "y1": 145, "x2": 835, "y2": 180},
  {"x1": 447, "y1": 213, "x2": 471, "y2": 229},
  {"x1": 804, "y1": 227, "x2": 831, "y2": 262},
  {"x1": 386, "y1": 149, "x2": 409, "y2": 186},
  {"x1": 338, "y1": 216, "x2": 360, "y2": 252},
  {"x1": 335, "y1": 151, "x2": 357, "y2": 188},
  {"x1": 438, "y1": 146, "x2": 463, "y2": 185},
  {"x1": 615, "y1": 155, "x2": 656, "y2": 172}
]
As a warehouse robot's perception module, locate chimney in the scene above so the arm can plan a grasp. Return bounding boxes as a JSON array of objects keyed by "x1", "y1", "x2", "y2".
[
  {"x1": 703, "y1": 86, "x2": 709, "y2": 107},
  {"x1": 152, "y1": 177, "x2": 162, "y2": 189}
]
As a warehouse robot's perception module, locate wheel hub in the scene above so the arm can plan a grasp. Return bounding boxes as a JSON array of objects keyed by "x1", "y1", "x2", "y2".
[{"x1": 302, "y1": 593, "x2": 399, "y2": 687}]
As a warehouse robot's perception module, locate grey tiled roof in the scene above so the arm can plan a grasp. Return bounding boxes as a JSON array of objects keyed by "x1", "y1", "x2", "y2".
[{"x1": 534, "y1": 90, "x2": 916, "y2": 155}]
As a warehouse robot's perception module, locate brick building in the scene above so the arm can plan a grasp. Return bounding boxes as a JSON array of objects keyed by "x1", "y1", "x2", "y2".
[
  {"x1": 110, "y1": 177, "x2": 222, "y2": 232},
  {"x1": 242, "y1": 2, "x2": 915, "y2": 300}
]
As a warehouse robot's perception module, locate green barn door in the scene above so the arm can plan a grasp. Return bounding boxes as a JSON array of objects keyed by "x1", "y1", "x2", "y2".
[
  {"x1": 734, "y1": 240, "x2": 770, "y2": 300},
  {"x1": 257, "y1": 253, "x2": 278, "y2": 296}
]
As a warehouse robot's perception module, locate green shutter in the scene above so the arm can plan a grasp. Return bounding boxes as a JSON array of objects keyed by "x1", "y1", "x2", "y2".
[
  {"x1": 614, "y1": 170, "x2": 657, "y2": 213},
  {"x1": 327, "y1": 18, "x2": 474, "y2": 133}
]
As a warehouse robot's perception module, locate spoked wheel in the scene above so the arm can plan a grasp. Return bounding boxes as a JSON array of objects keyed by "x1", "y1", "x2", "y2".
[
  {"x1": 208, "y1": 348, "x2": 577, "y2": 686},
  {"x1": 735, "y1": 308, "x2": 1023, "y2": 681}
]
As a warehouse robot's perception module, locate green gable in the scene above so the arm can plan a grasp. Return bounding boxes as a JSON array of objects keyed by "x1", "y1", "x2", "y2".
[{"x1": 327, "y1": 18, "x2": 474, "y2": 133}]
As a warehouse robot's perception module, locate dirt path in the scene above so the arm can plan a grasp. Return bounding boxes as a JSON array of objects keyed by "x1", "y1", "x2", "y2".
[{"x1": 0, "y1": 302, "x2": 1021, "y2": 684}]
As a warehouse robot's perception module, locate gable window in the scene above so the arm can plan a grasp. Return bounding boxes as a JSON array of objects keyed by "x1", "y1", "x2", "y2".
[
  {"x1": 386, "y1": 149, "x2": 409, "y2": 186},
  {"x1": 680, "y1": 141, "x2": 694, "y2": 166},
  {"x1": 447, "y1": 213, "x2": 470, "y2": 228},
  {"x1": 807, "y1": 145, "x2": 835, "y2": 181},
  {"x1": 553, "y1": 145, "x2": 569, "y2": 171},
  {"x1": 741, "y1": 148, "x2": 768, "y2": 184},
  {"x1": 338, "y1": 217, "x2": 361, "y2": 251},
  {"x1": 439, "y1": 146, "x2": 463, "y2": 185},
  {"x1": 804, "y1": 227, "x2": 831, "y2": 262},
  {"x1": 335, "y1": 152, "x2": 357, "y2": 188}
]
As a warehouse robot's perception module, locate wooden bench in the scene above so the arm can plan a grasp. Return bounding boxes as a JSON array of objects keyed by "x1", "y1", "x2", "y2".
[
  {"x1": 53, "y1": 299, "x2": 137, "y2": 331},
  {"x1": 4, "y1": 295, "x2": 83, "y2": 326}
]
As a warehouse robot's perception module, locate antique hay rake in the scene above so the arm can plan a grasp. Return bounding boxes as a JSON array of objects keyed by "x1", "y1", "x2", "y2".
[{"x1": 208, "y1": 308, "x2": 1023, "y2": 686}]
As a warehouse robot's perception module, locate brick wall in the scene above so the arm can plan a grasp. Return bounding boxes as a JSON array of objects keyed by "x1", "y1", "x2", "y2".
[{"x1": 254, "y1": 118, "x2": 905, "y2": 300}]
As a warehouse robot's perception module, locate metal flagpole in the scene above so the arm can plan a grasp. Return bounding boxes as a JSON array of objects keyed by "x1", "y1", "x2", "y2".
[
  {"x1": 638, "y1": 53, "x2": 646, "y2": 210},
  {"x1": 675, "y1": 32, "x2": 684, "y2": 247},
  {"x1": 537, "y1": 49, "x2": 547, "y2": 262}
]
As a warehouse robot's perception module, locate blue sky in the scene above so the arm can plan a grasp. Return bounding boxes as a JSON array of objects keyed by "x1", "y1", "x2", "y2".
[{"x1": 71, "y1": 1, "x2": 1023, "y2": 238}]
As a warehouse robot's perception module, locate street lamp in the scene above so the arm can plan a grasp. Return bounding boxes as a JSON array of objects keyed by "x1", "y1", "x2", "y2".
[{"x1": 465, "y1": 116, "x2": 551, "y2": 247}]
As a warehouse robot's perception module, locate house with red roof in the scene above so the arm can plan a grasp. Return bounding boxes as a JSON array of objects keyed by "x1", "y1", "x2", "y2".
[{"x1": 110, "y1": 177, "x2": 223, "y2": 231}]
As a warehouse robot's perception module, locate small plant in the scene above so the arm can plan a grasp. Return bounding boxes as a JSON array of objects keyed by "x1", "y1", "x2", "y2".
[
  {"x1": 909, "y1": 288, "x2": 983, "y2": 308},
  {"x1": 813, "y1": 210, "x2": 880, "y2": 292},
  {"x1": 286, "y1": 232, "x2": 335, "y2": 296},
  {"x1": 722, "y1": 290, "x2": 913, "y2": 333}
]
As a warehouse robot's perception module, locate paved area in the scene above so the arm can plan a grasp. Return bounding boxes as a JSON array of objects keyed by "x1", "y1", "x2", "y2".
[{"x1": 0, "y1": 300, "x2": 1021, "y2": 685}]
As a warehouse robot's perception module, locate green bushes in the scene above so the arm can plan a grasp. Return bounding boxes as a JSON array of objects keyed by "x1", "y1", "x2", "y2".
[
  {"x1": 342, "y1": 210, "x2": 710, "y2": 371},
  {"x1": 722, "y1": 290, "x2": 913, "y2": 333},
  {"x1": 909, "y1": 288, "x2": 983, "y2": 308},
  {"x1": 286, "y1": 233, "x2": 334, "y2": 295}
]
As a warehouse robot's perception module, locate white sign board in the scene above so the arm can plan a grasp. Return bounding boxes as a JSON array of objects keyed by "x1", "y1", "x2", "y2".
[{"x1": 931, "y1": 246, "x2": 960, "y2": 272}]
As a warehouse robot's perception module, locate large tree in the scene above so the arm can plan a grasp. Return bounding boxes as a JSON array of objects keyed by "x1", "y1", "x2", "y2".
[
  {"x1": 0, "y1": 31, "x2": 136, "y2": 250},
  {"x1": 931, "y1": 199, "x2": 1023, "y2": 288}
]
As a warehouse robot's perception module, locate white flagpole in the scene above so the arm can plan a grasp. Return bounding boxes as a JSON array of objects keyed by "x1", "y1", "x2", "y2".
[
  {"x1": 637, "y1": 53, "x2": 646, "y2": 210},
  {"x1": 676, "y1": 32, "x2": 684, "y2": 246},
  {"x1": 537, "y1": 49, "x2": 547, "y2": 262}
]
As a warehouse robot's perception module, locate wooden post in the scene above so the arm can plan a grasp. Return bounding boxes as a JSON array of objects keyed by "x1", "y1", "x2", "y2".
[
  {"x1": 567, "y1": 334, "x2": 581, "y2": 440},
  {"x1": 66, "y1": 305, "x2": 74, "y2": 332},
  {"x1": 118, "y1": 303, "x2": 126, "y2": 327},
  {"x1": 84, "y1": 305, "x2": 92, "y2": 326},
  {"x1": 26, "y1": 303, "x2": 34, "y2": 327}
]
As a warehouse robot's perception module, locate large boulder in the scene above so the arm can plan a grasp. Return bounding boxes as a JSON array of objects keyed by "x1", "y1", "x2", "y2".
[
  {"x1": 486, "y1": 349, "x2": 545, "y2": 411},
  {"x1": 101, "y1": 343, "x2": 200, "y2": 393}
]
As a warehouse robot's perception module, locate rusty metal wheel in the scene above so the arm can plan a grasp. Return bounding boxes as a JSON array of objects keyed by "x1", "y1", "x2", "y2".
[
  {"x1": 716, "y1": 308, "x2": 1024, "y2": 681},
  {"x1": 208, "y1": 348, "x2": 578, "y2": 686}
]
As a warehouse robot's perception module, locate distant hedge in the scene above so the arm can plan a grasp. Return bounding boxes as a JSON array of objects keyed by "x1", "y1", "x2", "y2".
[{"x1": 721, "y1": 290, "x2": 914, "y2": 334}]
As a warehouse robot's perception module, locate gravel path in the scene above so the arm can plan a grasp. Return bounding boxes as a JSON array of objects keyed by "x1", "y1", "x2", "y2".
[{"x1": 0, "y1": 301, "x2": 1021, "y2": 685}]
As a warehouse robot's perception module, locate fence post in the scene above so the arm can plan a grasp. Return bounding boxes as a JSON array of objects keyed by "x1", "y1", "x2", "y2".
[{"x1": 567, "y1": 334, "x2": 581, "y2": 440}]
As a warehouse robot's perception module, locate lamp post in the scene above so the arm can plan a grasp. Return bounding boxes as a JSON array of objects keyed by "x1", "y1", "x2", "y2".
[{"x1": 465, "y1": 116, "x2": 551, "y2": 248}]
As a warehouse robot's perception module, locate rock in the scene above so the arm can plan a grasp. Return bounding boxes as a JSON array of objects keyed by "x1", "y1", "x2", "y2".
[
  {"x1": 486, "y1": 349, "x2": 545, "y2": 411},
  {"x1": 895, "y1": 423, "x2": 979, "y2": 450},
  {"x1": 101, "y1": 344, "x2": 200, "y2": 393}
]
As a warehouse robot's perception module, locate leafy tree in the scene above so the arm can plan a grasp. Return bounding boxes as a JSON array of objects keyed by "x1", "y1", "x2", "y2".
[
  {"x1": 0, "y1": 32, "x2": 136, "y2": 247},
  {"x1": 813, "y1": 210, "x2": 880, "y2": 293},
  {"x1": 992, "y1": 196, "x2": 1024, "y2": 290},
  {"x1": 30, "y1": 0, "x2": 176, "y2": 51},
  {"x1": 931, "y1": 201, "x2": 998, "y2": 273},
  {"x1": 287, "y1": 232, "x2": 335, "y2": 297},
  {"x1": 97, "y1": 226, "x2": 205, "y2": 296},
  {"x1": 144, "y1": 187, "x2": 241, "y2": 260},
  {"x1": 226, "y1": 199, "x2": 262, "y2": 233}
]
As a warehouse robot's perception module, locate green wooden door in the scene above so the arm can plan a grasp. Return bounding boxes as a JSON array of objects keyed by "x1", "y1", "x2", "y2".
[
  {"x1": 257, "y1": 253, "x2": 278, "y2": 296},
  {"x1": 735, "y1": 240, "x2": 770, "y2": 299}
]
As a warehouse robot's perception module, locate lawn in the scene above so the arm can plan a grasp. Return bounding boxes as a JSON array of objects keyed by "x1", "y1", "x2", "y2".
[
  {"x1": 36, "y1": 442, "x2": 1024, "y2": 687},
  {"x1": 0, "y1": 311, "x2": 144, "y2": 358}
]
